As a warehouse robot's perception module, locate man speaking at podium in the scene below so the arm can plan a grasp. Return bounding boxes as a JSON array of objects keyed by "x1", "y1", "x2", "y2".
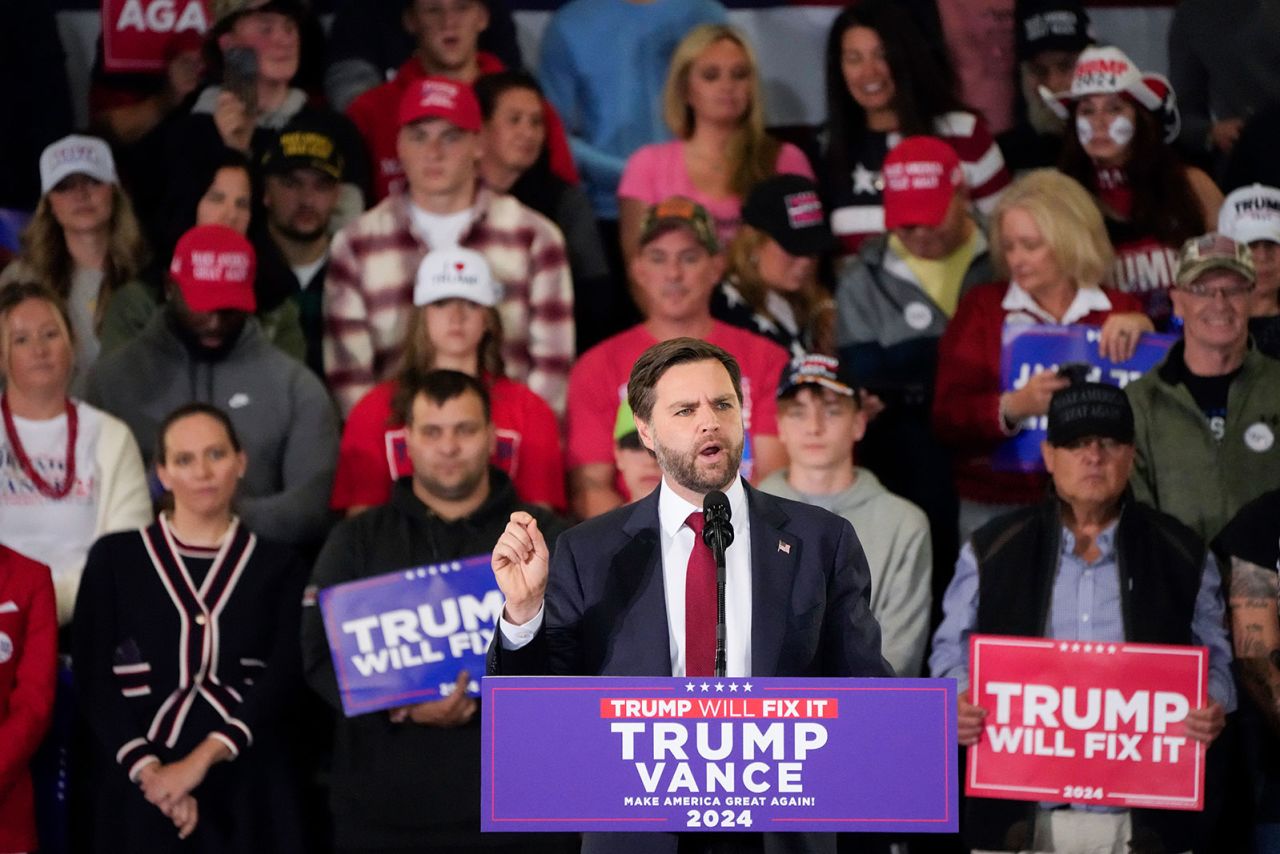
[{"x1": 489, "y1": 338, "x2": 891, "y2": 854}]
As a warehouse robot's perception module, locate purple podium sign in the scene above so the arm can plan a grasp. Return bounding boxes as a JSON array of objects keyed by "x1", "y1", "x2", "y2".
[{"x1": 482, "y1": 676, "x2": 957, "y2": 833}]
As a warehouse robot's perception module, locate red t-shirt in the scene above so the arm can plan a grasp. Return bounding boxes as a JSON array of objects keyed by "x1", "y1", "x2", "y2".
[
  {"x1": 330, "y1": 375, "x2": 566, "y2": 511},
  {"x1": 566, "y1": 322, "x2": 789, "y2": 498}
]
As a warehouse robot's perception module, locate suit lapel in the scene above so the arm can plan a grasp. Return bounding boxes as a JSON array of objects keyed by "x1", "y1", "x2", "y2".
[
  {"x1": 748, "y1": 484, "x2": 798, "y2": 677},
  {"x1": 604, "y1": 490, "x2": 672, "y2": 675}
]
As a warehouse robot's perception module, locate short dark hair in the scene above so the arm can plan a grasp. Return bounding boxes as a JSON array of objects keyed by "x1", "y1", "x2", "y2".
[
  {"x1": 392, "y1": 368, "x2": 492, "y2": 427},
  {"x1": 627, "y1": 338, "x2": 743, "y2": 423},
  {"x1": 156, "y1": 402, "x2": 242, "y2": 465},
  {"x1": 474, "y1": 69, "x2": 544, "y2": 119}
]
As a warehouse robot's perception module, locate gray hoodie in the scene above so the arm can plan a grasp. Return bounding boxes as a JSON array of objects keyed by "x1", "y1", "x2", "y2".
[
  {"x1": 760, "y1": 467, "x2": 931, "y2": 676},
  {"x1": 85, "y1": 312, "x2": 338, "y2": 547}
]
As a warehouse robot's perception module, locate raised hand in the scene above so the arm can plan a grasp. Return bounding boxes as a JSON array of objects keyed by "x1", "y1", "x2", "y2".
[{"x1": 491, "y1": 511, "x2": 549, "y2": 625}]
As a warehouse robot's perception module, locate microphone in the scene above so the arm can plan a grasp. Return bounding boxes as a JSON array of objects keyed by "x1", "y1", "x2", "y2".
[{"x1": 702, "y1": 491, "x2": 733, "y2": 678}]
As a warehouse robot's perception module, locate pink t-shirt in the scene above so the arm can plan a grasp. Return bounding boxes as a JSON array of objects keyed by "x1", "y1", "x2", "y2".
[
  {"x1": 618, "y1": 140, "x2": 815, "y2": 248},
  {"x1": 565, "y1": 322, "x2": 790, "y2": 499}
]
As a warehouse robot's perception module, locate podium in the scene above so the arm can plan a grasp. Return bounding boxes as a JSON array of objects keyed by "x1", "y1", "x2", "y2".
[{"x1": 481, "y1": 676, "x2": 958, "y2": 833}]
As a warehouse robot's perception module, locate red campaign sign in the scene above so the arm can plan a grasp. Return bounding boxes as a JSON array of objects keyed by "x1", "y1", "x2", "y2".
[
  {"x1": 101, "y1": 0, "x2": 211, "y2": 73},
  {"x1": 966, "y1": 635, "x2": 1207, "y2": 811}
]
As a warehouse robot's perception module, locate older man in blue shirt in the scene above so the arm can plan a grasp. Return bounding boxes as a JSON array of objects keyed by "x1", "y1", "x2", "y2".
[{"x1": 930, "y1": 376, "x2": 1234, "y2": 854}]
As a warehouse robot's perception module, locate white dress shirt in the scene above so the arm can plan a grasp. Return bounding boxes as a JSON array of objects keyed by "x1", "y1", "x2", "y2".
[{"x1": 500, "y1": 477, "x2": 755, "y2": 676}]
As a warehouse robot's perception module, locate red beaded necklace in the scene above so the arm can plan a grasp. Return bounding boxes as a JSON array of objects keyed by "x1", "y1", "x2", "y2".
[{"x1": 1, "y1": 393, "x2": 78, "y2": 500}]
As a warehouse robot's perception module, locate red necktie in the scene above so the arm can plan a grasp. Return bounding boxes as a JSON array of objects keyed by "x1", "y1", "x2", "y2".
[{"x1": 684, "y1": 511, "x2": 716, "y2": 677}]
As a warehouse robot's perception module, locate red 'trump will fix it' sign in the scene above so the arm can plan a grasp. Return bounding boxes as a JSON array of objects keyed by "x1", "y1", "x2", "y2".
[{"x1": 966, "y1": 635, "x2": 1207, "y2": 811}]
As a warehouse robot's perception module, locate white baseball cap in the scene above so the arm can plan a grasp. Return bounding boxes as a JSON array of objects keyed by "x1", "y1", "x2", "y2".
[
  {"x1": 1219, "y1": 184, "x2": 1280, "y2": 246},
  {"x1": 413, "y1": 247, "x2": 501, "y2": 307},
  {"x1": 39, "y1": 135, "x2": 118, "y2": 195}
]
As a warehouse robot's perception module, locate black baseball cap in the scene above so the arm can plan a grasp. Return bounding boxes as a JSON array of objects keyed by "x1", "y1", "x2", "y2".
[
  {"x1": 1015, "y1": 0, "x2": 1092, "y2": 61},
  {"x1": 741, "y1": 175, "x2": 834, "y2": 257},
  {"x1": 1046, "y1": 380, "x2": 1134, "y2": 446},
  {"x1": 261, "y1": 119, "x2": 345, "y2": 181}
]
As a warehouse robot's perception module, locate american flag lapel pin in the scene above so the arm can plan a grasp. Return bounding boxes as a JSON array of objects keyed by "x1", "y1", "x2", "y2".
[{"x1": 778, "y1": 540, "x2": 791, "y2": 555}]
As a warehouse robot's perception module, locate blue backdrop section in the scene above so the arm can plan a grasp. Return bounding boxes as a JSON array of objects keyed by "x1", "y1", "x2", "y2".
[{"x1": 994, "y1": 325, "x2": 1176, "y2": 472}]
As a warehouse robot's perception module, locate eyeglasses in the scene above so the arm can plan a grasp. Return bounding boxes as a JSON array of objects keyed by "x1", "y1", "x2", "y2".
[{"x1": 1177, "y1": 281, "x2": 1255, "y2": 299}]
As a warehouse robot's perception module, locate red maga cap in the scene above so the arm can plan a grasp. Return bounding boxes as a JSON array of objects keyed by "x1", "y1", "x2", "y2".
[
  {"x1": 882, "y1": 136, "x2": 964, "y2": 230},
  {"x1": 169, "y1": 224, "x2": 257, "y2": 313},
  {"x1": 397, "y1": 77, "x2": 482, "y2": 132}
]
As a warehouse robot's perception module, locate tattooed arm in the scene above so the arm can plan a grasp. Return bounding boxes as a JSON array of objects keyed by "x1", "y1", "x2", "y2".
[{"x1": 1228, "y1": 556, "x2": 1280, "y2": 737}]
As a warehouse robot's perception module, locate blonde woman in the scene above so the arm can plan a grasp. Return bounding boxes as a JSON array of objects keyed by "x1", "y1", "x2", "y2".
[
  {"x1": 617, "y1": 24, "x2": 814, "y2": 262},
  {"x1": 0, "y1": 136, "x2": 148, "y2": 391},
  {"x1": 0, "y1": 282, "x2": 151, "y2": 625},
  {"x1": 931, "y1": 169, "x2": 1153, "y2": 538}
]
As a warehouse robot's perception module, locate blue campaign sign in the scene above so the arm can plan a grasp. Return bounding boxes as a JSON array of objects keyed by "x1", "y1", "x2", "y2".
[
  {"x1": 994, "y1": 325, "x2": 1176, "y2": 472},
  {"x1": 482, "y1": 676, "x2": 958, "y2": 834},
  {"x1": 318, "y1": 554, "x2": 499, "y2": 716}
]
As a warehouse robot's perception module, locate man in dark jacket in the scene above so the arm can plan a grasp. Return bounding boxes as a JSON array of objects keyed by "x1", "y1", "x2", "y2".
[
  {"x1": 85, "y1": 224, "x2": 338, "y2": 550},
  {"x1": 301, "y1": 369, "x2": 570, "y2": 854},
  {"x1": 930, "y1": 379, "x2": 1235, "y2": 852}
]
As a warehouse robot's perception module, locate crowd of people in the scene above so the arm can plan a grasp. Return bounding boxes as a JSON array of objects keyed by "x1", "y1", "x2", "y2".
[{"x1": 2, "y1": 0, "x2": 1280, "y2": 852}]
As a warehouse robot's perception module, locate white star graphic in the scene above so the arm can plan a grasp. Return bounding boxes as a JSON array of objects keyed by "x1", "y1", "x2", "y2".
[
  {"x1": 1071, "y1": 643, "x2": 1081, "y2": 652},
  {"x1": 1108, "y1": 645, "x2": 1117, "y2": 654},
  {"x1": 753, "y1": 314, "x2": 779, "y2": 334},
  {"x1": 686, "y1": 682, "x2": 696, "y2": 692},
  {"x1": 729, "y1": 683, "x2": 739, "y2": 692},
  {"x1": 852, "y1": 163, "x2": 880, "y2": 195},
  {"x1": 715, "y1": 682, "x2": 725, "y2": 692},
  {"x1": 743, "y1": 683, "x2": 753, "y2": 693},
  {"x1": 1059, "y1": 642, "x2": 1068, "y2": 651},
  {"x1": 700, "y1": 682, "x2": 710, "y2": 692},
  {"x1": 1084, "y1": 644, "x2": 1093, "y2": 653}
]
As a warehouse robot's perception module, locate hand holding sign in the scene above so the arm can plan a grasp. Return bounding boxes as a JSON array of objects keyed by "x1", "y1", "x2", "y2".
[
  {"x1": 492, "y1": 511, "x2": 549, "y2": 625},
  {"x1": 389, "y1": 670, "x2": 477, "y2": 727},
  {"x1": 1184, "y1": 700, "x2": 1226, "y2": 744},
  {"x1": 1001, "y1": 370, "x2": 1069, "y2": 423},
  {"x1": 1098, "y1": 313, "x2": 1155, "y2": 363},
  {"x1": 958, "y1": 694, "x2": 987, "y2": 746}
]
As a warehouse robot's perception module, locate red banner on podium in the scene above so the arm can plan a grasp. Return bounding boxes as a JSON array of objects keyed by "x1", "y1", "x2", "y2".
[
  {"x1": 102, "y1": 0, "x2": 210, "y2": 73},
  {"x1": 966, "y1": 635, "x2": 1207, "y2": 811}
]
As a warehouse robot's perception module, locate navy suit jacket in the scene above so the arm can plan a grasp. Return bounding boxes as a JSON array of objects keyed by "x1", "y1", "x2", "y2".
[{"x1": 488, "y1": 481, "x2": 891, "y2": 854}]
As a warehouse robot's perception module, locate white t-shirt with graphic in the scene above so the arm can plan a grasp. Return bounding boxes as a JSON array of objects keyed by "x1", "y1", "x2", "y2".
[{"x1": 0, "y1": 401, "x2": 102, "y2": 588}]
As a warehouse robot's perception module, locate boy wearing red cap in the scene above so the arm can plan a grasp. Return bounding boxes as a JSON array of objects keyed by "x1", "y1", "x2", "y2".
[
  {"x1": 325, "y1": 77, "x2": 574, "y2": 417},
  {"x1": 346, "y1": 0, "x2": 577, "y2": 203}
]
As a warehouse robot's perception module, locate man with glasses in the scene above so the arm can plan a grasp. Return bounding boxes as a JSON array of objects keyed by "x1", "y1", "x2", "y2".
[
  {"x1": 930, "y1": 378, "x2": 1234, "y2": 852},
  {"x1": 1125, "y1": 232, "x2": 1280, "y2": 541}
]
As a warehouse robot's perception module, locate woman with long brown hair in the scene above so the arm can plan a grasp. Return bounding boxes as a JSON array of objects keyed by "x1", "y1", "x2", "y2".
[
  {"x1": 331, "y1": 247, "x2": 565, "y2": 515},
  {"x1": 821, "y1": 0, "x2": 1010, "y2": 255},
  {"x1": 617, "y1": 24, "x2": 814, "y2": 264},
  {"x1": 1051, "y1": 45, "x2": 1222, "y2": 328},
  {"x1": 0, "y1": 136, "x2": 148, "y2": 391}
]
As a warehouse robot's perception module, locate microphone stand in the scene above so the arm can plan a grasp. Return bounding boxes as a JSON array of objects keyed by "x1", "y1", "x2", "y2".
[{"x1": 703, "y1": 499, "x2": 733, "y2": 679}]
